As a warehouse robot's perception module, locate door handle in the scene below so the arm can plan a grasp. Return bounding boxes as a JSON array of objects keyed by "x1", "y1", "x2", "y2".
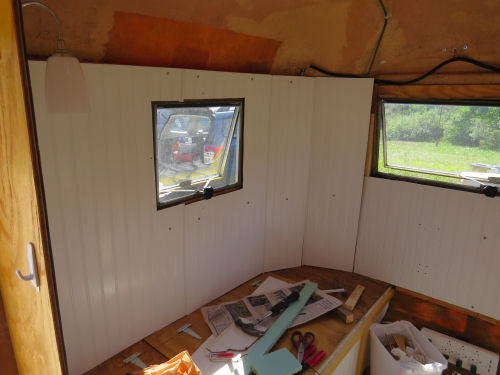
[{"x1": 15, "y1": 242, "x2": 40, "y2": 291}]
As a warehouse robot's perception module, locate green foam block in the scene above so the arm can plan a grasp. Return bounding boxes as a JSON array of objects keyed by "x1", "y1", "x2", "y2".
[
  {"x1": 250, "y1": 348, "x2": 302, "y2": 375},
  {"x1": 241, "y1": 281, "x2": 318, "y2": 375}
]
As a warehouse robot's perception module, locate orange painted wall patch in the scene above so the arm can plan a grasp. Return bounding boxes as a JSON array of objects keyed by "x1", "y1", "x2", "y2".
[{"x1": 104, "y1": 12, "x2": 281, "y2": 73}]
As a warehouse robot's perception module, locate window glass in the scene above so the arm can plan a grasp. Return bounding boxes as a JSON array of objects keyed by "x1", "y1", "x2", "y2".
[
  {"x1": 153, "y1": 100, "x2": 243, "y2": 208},
  {"x1": 378, "y1": 101, "x2": 500, "y2": 190}
]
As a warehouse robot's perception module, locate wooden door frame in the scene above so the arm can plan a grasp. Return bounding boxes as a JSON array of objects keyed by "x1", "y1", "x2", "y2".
[{"x1": 1, "y1": 0, "x2": 68, "y2": 373}]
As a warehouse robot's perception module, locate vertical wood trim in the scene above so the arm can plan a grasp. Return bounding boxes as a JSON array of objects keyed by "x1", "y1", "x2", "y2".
[
  {"x1": 364, "y1": 114, "x2": 375, "y2": 177},
  {"x1": 15, "y1": 4, "x2": 68, "y2": 373},
  {"x1": 354, "y1": 330, "x2": 370, "y2": 375},
  {"x1": 0, "y1": 0, "x2": 65, "y2": 374}
]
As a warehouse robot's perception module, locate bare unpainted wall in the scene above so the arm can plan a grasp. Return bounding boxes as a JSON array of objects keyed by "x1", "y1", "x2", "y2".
[{"x1": 21, "y1": 0, "x2": 500, "y2": 83}]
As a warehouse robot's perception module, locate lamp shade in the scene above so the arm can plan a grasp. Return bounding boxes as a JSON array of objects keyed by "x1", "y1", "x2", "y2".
[{"x1": 45, "y1": 55, "x2": 90, "y2": 113}]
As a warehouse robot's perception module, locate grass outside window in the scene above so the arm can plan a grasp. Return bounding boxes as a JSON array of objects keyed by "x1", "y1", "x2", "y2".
[{"x1": 376, "y1": 99, "x2": 500, "y2": 194}]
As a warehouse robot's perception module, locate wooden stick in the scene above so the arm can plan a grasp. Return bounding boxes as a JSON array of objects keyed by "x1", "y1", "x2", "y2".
[
  {"x1": 335, "y1": 306, "x2": 354, "y2": 324},
  {"x1": 393, "y1": 334, "x2": 406, "y2": 351},
  {"x1": 343, "y1": 285, "x2": 365, "y2": 311}
]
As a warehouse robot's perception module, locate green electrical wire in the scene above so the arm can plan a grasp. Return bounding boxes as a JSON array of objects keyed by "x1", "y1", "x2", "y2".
[{"x1": 366, "y1": 0, "x2": 388, "y2": 76}]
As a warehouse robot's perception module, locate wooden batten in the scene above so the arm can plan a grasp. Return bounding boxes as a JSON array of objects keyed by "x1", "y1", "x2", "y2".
[{"x1": 379, "y1": 84, "x2": 500, "y2": 100}]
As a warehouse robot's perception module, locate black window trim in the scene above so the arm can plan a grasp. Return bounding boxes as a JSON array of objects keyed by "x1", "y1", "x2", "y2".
[{"x1": 152, "y1": 98, "x2": 244, "y2": 209}]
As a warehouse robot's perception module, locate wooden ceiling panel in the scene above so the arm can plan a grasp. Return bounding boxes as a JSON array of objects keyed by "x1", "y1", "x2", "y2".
[{"x1": 104, "y1": 12, "x2": 280, "y2": 73}]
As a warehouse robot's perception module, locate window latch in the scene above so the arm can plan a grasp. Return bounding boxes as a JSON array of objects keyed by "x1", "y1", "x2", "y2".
[
  {"x1": 198, "y1": 177, "x2": 214, "y2": 200},
  {"x1": 202, "y1": 186, "x2": 214, "y2": 200},
  {"x1": 482, "y1": 185, "x2": 498, "y2": 198}
]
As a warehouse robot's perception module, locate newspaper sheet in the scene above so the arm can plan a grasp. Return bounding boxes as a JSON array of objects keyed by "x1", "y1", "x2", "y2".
[{"x1": 201, "y1": 280, "x2": 342, "y2": 336}]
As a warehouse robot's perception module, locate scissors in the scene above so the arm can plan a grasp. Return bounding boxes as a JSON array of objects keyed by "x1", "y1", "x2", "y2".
[{"x1": 291, "y1": 331, "x2": 315, "y2": 363}]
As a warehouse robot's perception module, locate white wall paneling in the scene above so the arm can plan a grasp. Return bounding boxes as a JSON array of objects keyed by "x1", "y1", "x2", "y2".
[
  {"x1": 31, "y1": 62, "x2": 336, "y2": 373},
  {"x1": 355, "y1": 177, "x2": 500, "y2": 320},
  {"x1": 303, "y1": 78, "x2": 374, "y2": 271},
  {"x1": 181, "y1": 70, "x2": 272, "y2": 312},
  {"x1": 264, "y1": 76, "x2": 315, "y2": 271},
  {"x1": 30, "y1": 62, "x2": 186, "y2": 374}
]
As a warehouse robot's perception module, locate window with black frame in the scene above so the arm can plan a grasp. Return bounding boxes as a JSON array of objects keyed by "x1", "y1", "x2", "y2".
[
  {"x1": 376, "y1": 99, "x2": 500, "y2": 196},
  {"x1": 152, "y1": 99, "x2": 243, "y2": 208}
]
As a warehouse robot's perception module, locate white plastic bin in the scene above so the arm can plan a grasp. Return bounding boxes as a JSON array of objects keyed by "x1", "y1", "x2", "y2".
[{"x1": 370, "y1": 321, "x2": 447, "y2": 375}]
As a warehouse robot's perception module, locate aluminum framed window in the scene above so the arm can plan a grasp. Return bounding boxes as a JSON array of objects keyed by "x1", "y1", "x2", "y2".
[
  {"x1": 152, "y1": 99, "x2": 244, "y2": 208},
  {"x1": 375, "y1": 99, "x2": 500, "y2": 196}
]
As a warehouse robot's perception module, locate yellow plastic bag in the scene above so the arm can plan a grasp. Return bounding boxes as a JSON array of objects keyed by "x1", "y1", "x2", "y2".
[{"x1": 135, "y1": 350, "x2": 202, "y2": 375}]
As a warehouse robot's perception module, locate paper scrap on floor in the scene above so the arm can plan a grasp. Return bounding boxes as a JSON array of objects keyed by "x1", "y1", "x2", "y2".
[
  {"x1": 192, "y1": 276, "x2": 342, "y2": 374},
  {"x1": 201, "y1": 278, "x2": 342, "y2": 336}
]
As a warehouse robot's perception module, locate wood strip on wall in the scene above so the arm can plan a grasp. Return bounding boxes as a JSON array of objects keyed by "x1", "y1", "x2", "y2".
[{"x1": 379, "y1": 84, "x2": 500, "y2": 99}]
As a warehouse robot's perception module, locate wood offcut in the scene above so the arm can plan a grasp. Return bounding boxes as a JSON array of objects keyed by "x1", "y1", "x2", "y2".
[
  {"x1": 335, "y1": 306, "x2": 354, "y2": 324},
  {"x1": 343, "y1": 285, "x2": 365, "y2": 311}
]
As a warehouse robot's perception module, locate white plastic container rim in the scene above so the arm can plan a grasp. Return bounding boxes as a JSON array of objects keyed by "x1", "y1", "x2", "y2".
[{"x1": 370, "y1": 320, "x2": 448, "y2": 374}]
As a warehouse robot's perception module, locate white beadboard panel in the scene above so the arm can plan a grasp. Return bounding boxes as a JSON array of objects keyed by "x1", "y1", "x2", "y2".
[
  {"x1": 29, "y1": 61, "x2": 375, "y2": 373},
  {"x1": 329, "y1": 339, "x2": 360, "y2": 375},
  {"x1": 182, "y1": 70, "x2": 272, "y2": 312},
  {"x1": 303, "y1": 78, "x2": 374, "y2": 271},
  {"x1": 264, "y1": 76, "x2": 315, "y2": 271},
  {"x1": 355, "y1": 177, "x2": 500, "y2": 319},
  {"x1": 30, "y1": 61, "x2": 186, "y2": 374}
]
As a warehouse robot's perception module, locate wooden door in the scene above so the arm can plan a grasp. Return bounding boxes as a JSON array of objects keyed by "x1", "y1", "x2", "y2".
[{"x1": 0, "y1": 1, "x2": 66, "y2": 374}]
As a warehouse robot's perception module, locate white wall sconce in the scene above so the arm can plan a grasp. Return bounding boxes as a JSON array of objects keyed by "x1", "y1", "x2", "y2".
[{"x1": 22, "y1": 1, "x2": 90, "y2": 113}]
